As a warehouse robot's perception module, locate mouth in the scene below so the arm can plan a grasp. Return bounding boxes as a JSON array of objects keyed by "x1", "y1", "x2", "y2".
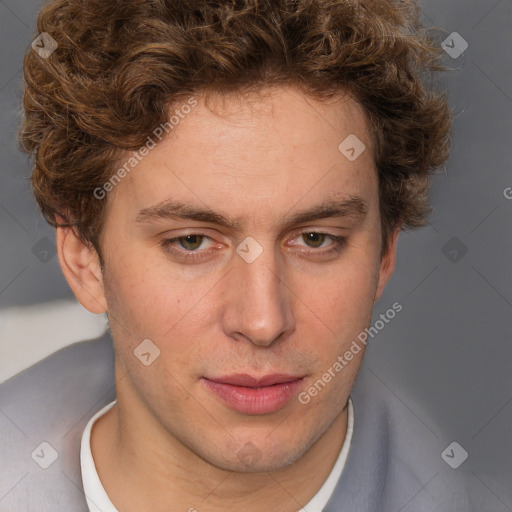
[{"x1": 201, "y1": 373, "x2": 305, "y2": 415}]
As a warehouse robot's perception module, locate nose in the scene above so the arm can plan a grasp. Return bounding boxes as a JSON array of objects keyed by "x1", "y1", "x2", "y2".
[{"x1": 221, "y1": 243, "x2": 295, "y2": 348}]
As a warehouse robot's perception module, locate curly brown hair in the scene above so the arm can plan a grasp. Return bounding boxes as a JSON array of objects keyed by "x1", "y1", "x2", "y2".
[{"x1": 19, "y1": 0, "x2": 452, "y2": 260}]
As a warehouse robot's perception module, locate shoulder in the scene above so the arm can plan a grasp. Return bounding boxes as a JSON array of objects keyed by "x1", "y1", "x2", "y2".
[
  {"x1": 326, "y1": 366, "x2": 475, "y2": 512},
  {"x1": 0, "y1": 333, "x2": 115, "y2": 511}
]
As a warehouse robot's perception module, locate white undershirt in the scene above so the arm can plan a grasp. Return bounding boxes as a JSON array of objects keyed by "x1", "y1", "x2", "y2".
[{"x1": 80, "y1": 397, "x2": 354, "y2": 512}]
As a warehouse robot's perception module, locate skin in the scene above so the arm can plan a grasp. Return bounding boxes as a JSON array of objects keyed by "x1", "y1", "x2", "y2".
[{"x1": 57, "y1": 85, "x2": 400, "y2": 512}]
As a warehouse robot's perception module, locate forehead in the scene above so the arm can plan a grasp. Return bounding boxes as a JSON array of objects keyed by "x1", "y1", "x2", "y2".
[
  {"x1": 107, "y1": 85, "x2": 378, "y2": 226},
  {"x1": 185, "y1": 85, "x2": 372, "y2": 161}
]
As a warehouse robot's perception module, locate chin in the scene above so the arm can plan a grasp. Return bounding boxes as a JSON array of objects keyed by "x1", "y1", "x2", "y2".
[
  {"x1": 205, "y1": 433, "x2": 314, "y2": 474},
  {"x1": 212, "y1": 450, "x2": 303, "y2": 474}
]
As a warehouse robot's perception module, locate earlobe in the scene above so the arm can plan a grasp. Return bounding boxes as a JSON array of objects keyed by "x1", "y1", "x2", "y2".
[
  {"x1": 374, "y1": 227, "x2": 400, "y2": 303},
  {"x1": 56, "y1": 226, "x2": 107, "y2": 314}
]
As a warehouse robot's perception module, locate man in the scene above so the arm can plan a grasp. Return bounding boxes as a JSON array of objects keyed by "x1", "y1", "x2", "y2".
[{"x1": 1, "y1": 0, "x2": 473, "y2": 510}]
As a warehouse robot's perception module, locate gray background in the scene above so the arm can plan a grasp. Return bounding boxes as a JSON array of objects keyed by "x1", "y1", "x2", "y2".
[{"x1": 0, "y1": 0, "x2": 511, "y2": 509}]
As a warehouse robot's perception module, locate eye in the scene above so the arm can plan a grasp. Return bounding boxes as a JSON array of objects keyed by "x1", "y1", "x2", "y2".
[
  {"x1": 160, "y1": 233, "x2": 216, "y2": 261},
  {"x1": 291, "y1": 232, "x2": 347, "y2": 253}
]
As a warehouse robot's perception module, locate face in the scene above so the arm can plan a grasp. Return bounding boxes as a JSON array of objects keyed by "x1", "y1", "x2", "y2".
[{"x1": 63, "y1": 85, "x2": 398, "y2": 473}]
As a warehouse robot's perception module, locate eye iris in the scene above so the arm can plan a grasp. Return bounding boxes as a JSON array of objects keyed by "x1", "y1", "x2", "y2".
[
  {"x1": 304, "y1": 232, "x2": 325, "y2": 248},
  {"x1": 180, "y1": 235, "x2": 203, "y2": 250}
]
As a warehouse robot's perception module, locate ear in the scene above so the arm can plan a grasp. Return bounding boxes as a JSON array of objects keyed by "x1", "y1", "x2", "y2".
[
  {"x1": 56, "y1": 225, "x2": 107, "y2": 314},
  {"x1": 374, "y1": 227, "x2": 400, "y2": 303}
]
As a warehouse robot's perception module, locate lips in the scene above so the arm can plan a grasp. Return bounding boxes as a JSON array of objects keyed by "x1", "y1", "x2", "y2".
[
  {"x1": 202, "y1": 373, "x2": 305, "y2": 415},
  {"x1": 209, "y1": 373, "x2": 304, "y2": 388}
]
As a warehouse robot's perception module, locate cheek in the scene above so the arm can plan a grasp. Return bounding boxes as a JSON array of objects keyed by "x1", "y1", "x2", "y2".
[
  {"x1": 103, "y1": 250, "x2": 218, "y2": 363},
  {"x1": 289, "y1": 262, "x2": 379, "y2": 394},
  {"x1": 297, "y1": 266, "x2": 376, "y2": 406},
  {"x1": 300, "y1": 258, "x2": 378, "y2": 334},
  {"x1": 102, "y1": 249, "x2": 172, "y2": 342},
  {"x1": 105, "y1": 243, "x2": 179, "y2": 312}
]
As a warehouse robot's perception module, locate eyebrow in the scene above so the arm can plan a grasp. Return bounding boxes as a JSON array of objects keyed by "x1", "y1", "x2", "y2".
[{"x1": 135, "y1": 196, "x2": 369, "y2": 230}]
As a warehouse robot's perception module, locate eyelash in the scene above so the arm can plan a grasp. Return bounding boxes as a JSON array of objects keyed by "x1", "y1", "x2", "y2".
[{"x1": 160, "y1": 232, "x2": 347, "y2": 262}]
